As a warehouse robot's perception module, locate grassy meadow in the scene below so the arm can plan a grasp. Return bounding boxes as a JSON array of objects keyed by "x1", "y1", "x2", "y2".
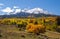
[{"x1": 0, "y1": 17, "x2": 60, "y2": 39}]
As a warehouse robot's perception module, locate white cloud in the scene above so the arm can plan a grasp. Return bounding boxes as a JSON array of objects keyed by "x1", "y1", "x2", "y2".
[
  {"x1": 28, "y1": 8, "x2": 44, "y2": 14},
  {"x1": 14, "y1": 9, "x2": 21, "y2": 13},
  {"x1": 1, "y1": 7, "x2": 14, "y2": 14},
  {"x1": 1, "y1": 7, "x2": 21, "y2": 14},
  {"x1": 13, "y1": 6, "x2": 19, "y2": 8},
  {"x1": 22, "y1": 8, "x2": 49, "y2": 14},
  {"x1": 0, "y1": 3, "x2": 4, "y2": 6},
  {"x1": 0, "y1": 7, "x2": 50, "y2": 15},
  {"x1": 22, "y1": 8, "x2": 28, "y2": 12}
]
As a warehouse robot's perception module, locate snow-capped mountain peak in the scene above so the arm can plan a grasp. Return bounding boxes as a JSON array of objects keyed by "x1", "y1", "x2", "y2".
[
  {"x1": 1, "y1": 7, "x2": 50, "y2": 15},
  {"x1": 21, "y1": 8, "x2": 49, "y2": 14},
  {"x1": 0, "y1": 7, "x2": 57, "y2": 18}
]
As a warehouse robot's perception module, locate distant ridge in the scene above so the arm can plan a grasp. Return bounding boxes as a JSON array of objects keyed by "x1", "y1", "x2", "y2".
[{"x1": 0, "y1": 8, "x2": 59, "y2": 18}]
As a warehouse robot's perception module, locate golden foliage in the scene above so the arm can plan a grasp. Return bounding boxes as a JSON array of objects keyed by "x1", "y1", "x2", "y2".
[{"x1": 26, "y1": 23, "x2": 46, "y2": 34}]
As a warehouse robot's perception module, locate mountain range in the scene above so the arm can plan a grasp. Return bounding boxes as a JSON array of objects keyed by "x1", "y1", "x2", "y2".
[{"x1": 0, "y1": 8, "x2": 59, "y2": 18}]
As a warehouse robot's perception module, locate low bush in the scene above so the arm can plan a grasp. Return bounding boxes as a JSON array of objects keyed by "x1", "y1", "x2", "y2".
[{"x1": 26, "y1": 24, "x2": 46, "y2": 34}]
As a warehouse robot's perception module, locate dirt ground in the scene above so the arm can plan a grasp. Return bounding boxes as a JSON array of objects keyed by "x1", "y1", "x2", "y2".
[{"x1": 0, "y1": 25, "x2": 60, "y2": 39}]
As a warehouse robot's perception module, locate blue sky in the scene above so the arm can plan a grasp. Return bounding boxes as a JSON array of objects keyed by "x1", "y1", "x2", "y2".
[{"x1": 0, "y1": 0, "x2": 60, "y2": 15}]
